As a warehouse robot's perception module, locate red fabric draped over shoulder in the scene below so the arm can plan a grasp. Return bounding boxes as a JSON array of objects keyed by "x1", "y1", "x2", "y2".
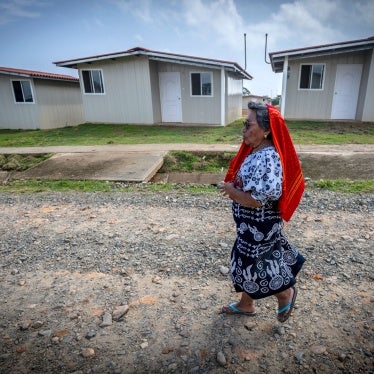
[
  {"x1": 268, "y1": 106, "x2": 305, "y2": 221},
  {"x1": 224, "y1": 141, "x2": 252, "y2": 183},
  {"x1": 224, "y1": 105, "x2": 305, "y2": 222}
]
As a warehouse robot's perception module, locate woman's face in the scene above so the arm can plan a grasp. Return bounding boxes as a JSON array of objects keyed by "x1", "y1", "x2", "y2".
[{"x1": 242, "y1": 110, "x2": 266, "y2": 147}]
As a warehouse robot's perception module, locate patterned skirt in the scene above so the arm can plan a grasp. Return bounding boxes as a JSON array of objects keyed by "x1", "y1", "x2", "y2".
[{"x1": 230, "y1": 201, "x2": 305, "y2": 300}]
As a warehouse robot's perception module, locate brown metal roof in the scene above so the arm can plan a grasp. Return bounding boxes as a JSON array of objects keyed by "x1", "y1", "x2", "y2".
[
  {"x1": 269, "y1": 36, "x2": 374, "y2": 73},
  {"x1": 0, "y1": 66, "x2": 79, "y2": 81},
  {"x1": 54, "y1": 46, "x2": 253, "y2": 80}
]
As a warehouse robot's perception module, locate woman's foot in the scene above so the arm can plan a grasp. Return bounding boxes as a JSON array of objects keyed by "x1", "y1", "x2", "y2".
[
  {"x1": 221, "y1": 292, "x2": 256, "y2": 315},
  {"x1": 277, "y1": 286, "x2": 297, "y2": 323},
  {"x1": 221, "y1": 302, "x2": 256, "y2": 316}
]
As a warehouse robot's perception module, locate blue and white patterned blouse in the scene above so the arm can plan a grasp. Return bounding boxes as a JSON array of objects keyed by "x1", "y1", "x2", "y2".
[{"x1": 236, "y1": 146, "x2": 282, "y2": 205}]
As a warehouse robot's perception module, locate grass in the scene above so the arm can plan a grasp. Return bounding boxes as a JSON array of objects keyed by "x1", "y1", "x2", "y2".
[
  {"x1": 310, "y1": 179, "x2": 374, "y2": 193},
  {"x1": 286, "y1": 121, "x2": 374, "y2": 144},
  {"x1": 0, "y1": 153, "x2": 52, "y2": 171},
  {"x1": 160, "y1": 151, "x2": 234, "y2": 173},
  {"x1": 0, "y1": 179, "x2": 372, "y2": 194},
  {"x1": 0, "y1": 120, "x2": 373, "y2": 147},
  {"x1": 0, "y1": 180, "x2": 218, "y2": 194}
]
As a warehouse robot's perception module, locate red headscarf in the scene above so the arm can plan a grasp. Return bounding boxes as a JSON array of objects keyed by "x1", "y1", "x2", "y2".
[{"x1": 224, "y1": 105, "x2": 304, "y2": 222}]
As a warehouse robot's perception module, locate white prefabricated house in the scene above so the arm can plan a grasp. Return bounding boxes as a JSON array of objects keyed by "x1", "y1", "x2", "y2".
[
  {"x1": 0, "y1": 67, "x2": 84, "y2": 130},
  {"x1": 269, "y1": 36, "x2": 374, "y2": 122},
  {"x1": 54, "y1": 47, "x2": 252, "y2": 126}
]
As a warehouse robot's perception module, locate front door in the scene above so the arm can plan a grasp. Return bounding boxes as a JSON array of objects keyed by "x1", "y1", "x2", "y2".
[
  {"x1": 331, "y1": 64, "x2": 362, "y2": 120},
  {"x1": 159, "y1": 72, "x2": 182, "y2": 122}
]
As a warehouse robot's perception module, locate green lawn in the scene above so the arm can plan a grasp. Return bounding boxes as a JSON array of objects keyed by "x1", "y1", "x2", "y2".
[{"x1": 0, "y1": 119, "x2": 373, "y2": 147}]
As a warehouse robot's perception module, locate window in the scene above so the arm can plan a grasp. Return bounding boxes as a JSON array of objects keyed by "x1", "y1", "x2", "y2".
[
  {"x1": 299, "y1": 64, "x2": 325, "y2": 89},
  {"x1": 82, "y1": 69, "x2": 104, "y2": 94},
  {"x1": 12, "y1": 80, "x2": 34, "y2": 103},
  {"x1": 190, "y1": 72, "x2": 212, "y2": 96}
]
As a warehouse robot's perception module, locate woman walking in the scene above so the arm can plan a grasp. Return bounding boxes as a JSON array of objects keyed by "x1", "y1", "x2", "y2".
[{"x1": 220, "y1": 102, "x2": 305, "y2": 322}]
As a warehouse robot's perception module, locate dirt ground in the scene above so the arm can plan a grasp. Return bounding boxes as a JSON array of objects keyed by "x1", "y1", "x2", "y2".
[{"x1": 0, "y1": 189, "x2": 372, "y2": 373}]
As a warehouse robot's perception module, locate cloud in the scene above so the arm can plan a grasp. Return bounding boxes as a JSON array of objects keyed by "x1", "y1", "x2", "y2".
[
  {"x1": 110, "y1": 0, "x2": 153, "y2": 23},
  {"x1": 256, "y1": 0, "x2": 347, "y2": 49},
  {"x1": 181, "y1": 0, "x2": 245, "y2": 52},
  {"x1": 135, "y1": 33, "x2": 143, "y2": 42},
  {"x1": 355, "y1": 0, "x2": 374, "y2": 26},
  {"x1": 0, "y1": 0, "x2": 46, "y2": 25}
]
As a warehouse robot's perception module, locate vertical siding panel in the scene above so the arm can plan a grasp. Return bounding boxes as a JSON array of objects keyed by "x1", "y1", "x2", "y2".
[
  {"x1": 357, "y1": 50, "x2": 374, "y2": 121},
  {"x1": 285, "y1": 51, "x2": 369, "y2": 120},
  {"x1": 158, "y1": 62, "x2": 221, "y2": 125},
  {"x1": 149, "y1": 61, "x2": 162, "y2": 123},
  {"x1": 36, "y1": 80, "x2": 84, "y2": 129},
  {"x1": 226, "y1": 74, "x2": 243, "y2": 124},
  {"x1": 0, "y1": 75, "x2": 39, "y2": 129},
  {"x1": 80, "y1": 57, "x2": 153, "y2": 124},
  {"x1": 362, "y1": 52, "x2": 374, "y2": 121}
]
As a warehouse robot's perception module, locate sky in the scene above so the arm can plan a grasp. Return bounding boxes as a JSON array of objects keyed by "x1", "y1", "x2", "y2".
[{"x1": 0, "y1": 0, "x2": 373, "y2": 96}]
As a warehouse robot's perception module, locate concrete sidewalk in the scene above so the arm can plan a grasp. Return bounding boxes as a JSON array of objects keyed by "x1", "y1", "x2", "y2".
[
  {"x1": 0, "y1": 144, "x2": 373, "y2": 183},
  {"x1": 1, "y1": 143, "x2": 373, "y2": 154}
]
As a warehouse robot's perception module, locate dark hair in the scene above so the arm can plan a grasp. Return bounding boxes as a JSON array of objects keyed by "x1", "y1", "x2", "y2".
[{"x1": 248, "y1": 101, "x2": 270, "y2": 131}]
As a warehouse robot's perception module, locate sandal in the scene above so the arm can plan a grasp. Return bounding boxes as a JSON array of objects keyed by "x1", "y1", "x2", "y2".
[
  {"x1": 277, "y1": 286, "x2": 297, "y2": 323},
  {"x1": 221, "y1": 302, "x2": 256, "y2": 316}
]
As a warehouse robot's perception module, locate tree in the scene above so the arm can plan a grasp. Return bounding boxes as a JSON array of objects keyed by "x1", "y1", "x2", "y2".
[{"x1": 242, "y1": 87, "x2": 251, "y2": 96}]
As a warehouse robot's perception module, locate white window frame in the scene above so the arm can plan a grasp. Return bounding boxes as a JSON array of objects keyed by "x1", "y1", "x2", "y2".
[
  {"x1": 190, "y1": 71, "x2": 213, "y2": 97},
  {"x1": 298, "y1": 63, "x2": 325, "y2": 90},
  {"x1": 81, "y1": 69, "x2": 105, "y2": 94},
  {"x1": 11, "y1": 79, "x2": 35, "y2": 103}
]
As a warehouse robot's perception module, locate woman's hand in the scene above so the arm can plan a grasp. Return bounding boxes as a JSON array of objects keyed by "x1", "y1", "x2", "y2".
[
  {"x1": 220, "y1": 182, "x2": 262, "y2": 208},
  {"x1": 220, "y1": 182, "x2": 235, "y2": 199}
]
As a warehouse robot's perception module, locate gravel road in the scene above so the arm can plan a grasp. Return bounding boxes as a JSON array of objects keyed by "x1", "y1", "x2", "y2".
[{"x1": 0, "y1": 188, "x2": 373, "y2": 373}]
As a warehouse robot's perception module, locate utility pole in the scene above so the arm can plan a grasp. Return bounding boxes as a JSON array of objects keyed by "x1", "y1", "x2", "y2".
[{"x1": 244, "y1": 33, "x2": 247, "y2": 70}]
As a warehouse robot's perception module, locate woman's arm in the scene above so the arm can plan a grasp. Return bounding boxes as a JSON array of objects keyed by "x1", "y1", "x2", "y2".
[{"x1": 221, "y1": 182, "x2": 262, "y2": 208}]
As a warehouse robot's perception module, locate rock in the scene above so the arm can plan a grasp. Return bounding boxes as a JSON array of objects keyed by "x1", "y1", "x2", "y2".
[
  {"x1": 168, "y1": 363, "x2": 178, "y2": 371},
  {"x1": 310, "y1": 345, "x2": 327, "y2": 354},
  {"x1": 152, "y1": 276, "x2": 162, "y2": 284},
  {"x1": 31, "y1": 321, "x2": 44, "y2": 329},
  {"x1": 38, "y1": 330, "x2": 52, "y2": 337},
  {"x1": 294, "y1": 352, "x2": 304, "y2": 364},
  {"x1": 219, "y1": 265, "x2": 229, "y2": 275},
  {"x1": 112, "y1": 305, "x2": 129, "y2": 321},
  {"x1": 338, "y1": 353, "x2": 347, "y2": 362},
  {"x1": 81, "y1": 348, "x2": 95, "y2": 357},
  {"x1": 244, "y1": 322, "x2": 256, "y2": 331},
  {"x1": 19, "y1": 321, "x2": 31, "y2": 331},
  {"x1": 217, "y1": 351, "x2": 226, "y2": 366},
  {"x1": 189, "y1": 366, "x2": 200, "y2": 373},
  {"x1": 85, "y1": 331, "x2": 96, "y2": 340},
  {"x1": 140, "y1": 341, "x2": 148, "y2": 349},
  {"x1": 274, "y1": 325, "x2": 286, "y2": 335},
  {"x1": 100, "y1": 312, "x2": 112, "y2": 327}
]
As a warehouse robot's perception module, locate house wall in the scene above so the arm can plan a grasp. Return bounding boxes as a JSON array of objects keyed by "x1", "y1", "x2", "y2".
[
  {"x1": 284, "y1": 51, "x2": 369, "y2": 120},
  {"x1": 0, "y1": 74, "x2": 83, "y2": 130},
  {"x1": 149, "y1": 61, "x2": 162, "y2": 123},
  {"x1": 35, "y1": 79, "x2": 84, "y2": 129},
  {"x1": 157, "y1": 62, "x2": 221, "y2": 125},
  {"x1": 0, "y1": 74, "x2": 40, "y2": 129},
  {"x1": 226, "y1": 74, "x2": 243, "y2": 124},
  {"x1": 361, "y1": 49, "x2": 374, "y2": 122},
  {"x1": 79, "y1": 57, "x2": 154, "y2": 124}
]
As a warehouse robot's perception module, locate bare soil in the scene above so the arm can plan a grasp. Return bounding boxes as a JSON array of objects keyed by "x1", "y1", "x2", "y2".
[{"x1": 0, "y1": 190, "x2": 372, "y2": 373}]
